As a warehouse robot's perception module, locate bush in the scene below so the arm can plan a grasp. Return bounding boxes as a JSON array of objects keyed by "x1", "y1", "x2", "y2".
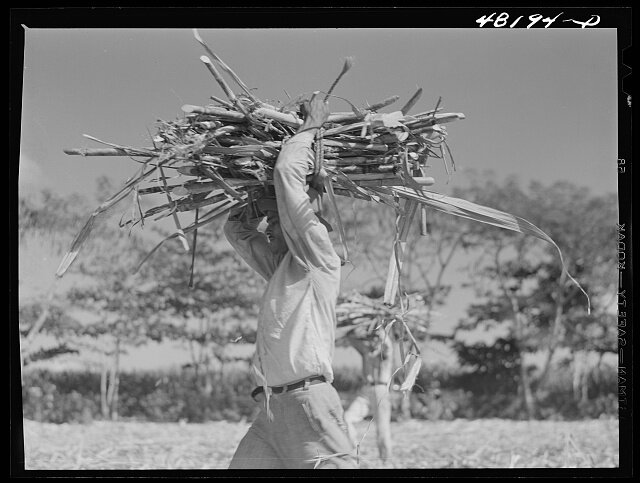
[
  {"x1": 21, "y1": 355, "x2": 617, "y2": 424},
  {"x1": 23, "y1": 371, "x2": 100, "y2": 424}
]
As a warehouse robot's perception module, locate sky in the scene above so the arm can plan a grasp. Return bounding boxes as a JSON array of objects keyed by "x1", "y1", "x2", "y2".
[
  {"x1": 19, "y1": 28, "x2": 617, "y2": 198},
  {"x1": 17, "y1": 27, "x2": 619, "y2": 370}
]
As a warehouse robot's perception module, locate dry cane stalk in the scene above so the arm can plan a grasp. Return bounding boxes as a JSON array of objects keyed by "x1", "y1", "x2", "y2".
[
  {"x1": 188, "y1": 208, "x2": 199, "y2": 288},
  {"x1": 324, "y1": 57, "x2": 354, "y2": 101},
  {"x1": 193, "y1": 29, "x2": 259, "y2": 104},
  {"x1": 181, "y1": 104, "x2": 245, "y2": 120},
  {"x1": 365, "y1": 95, "x2": 401, "y2": 111},
  {"x1": 400, "y1": 87, "x2": 423, "y2": 115},
  {"x1": 200, "y1": 56, "x2": 249, "y2": 116},
  {"x1": 158, "y1": 165, "x2": 190, "y2": 252},
  {"x1": 383, "y1": 200, "x2": 418, "y2": 305}
]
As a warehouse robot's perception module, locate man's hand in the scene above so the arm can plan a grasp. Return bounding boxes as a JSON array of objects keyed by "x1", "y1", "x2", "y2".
[{"x1": 299, "y1": 93, "x2": 330, "y2": 132}]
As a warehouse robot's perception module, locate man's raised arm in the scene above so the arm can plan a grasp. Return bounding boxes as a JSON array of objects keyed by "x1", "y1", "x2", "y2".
[{"x1": 273, "y1": 95, "x2": 340, "y2": 272}]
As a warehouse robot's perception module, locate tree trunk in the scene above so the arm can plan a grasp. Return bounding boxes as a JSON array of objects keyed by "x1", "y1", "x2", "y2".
[
  {"x1": 106, "y1": 337, "x2": 121, "y2": 421},
  {"x1": 100, "y1": 363, "x2": 109, "y2": 419},
  {"x1": 22, "y1": 287, "x2": 56, "y2": 374},
  {"x1": 513, "y1": 308, "x2": 537, "y2": 419},
  {"x1": 494, "y1": 244, "x2": 538, "y2": 420},
  {"x1": 536, "y1": 271, "x2": 568, "y2": 395},
  {"x1": 24, "y1": 287, "x2": 56, "y2": 346},
  {"x1": 518, "y1": 352, "x2": 536, "y2": 420},
  {"x1": 572, "y1": 350, "x2": 585, "y2": 403},
  {"x1": 111, "y1": 338, "x2": 121, "y2": 421}
]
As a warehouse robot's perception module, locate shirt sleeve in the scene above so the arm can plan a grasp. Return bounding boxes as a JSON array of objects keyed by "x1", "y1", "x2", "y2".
[
  {"x1": 223, "y1": 214, "x2": 282, "y2": 281},
  {"x1": 273, "y1": 131, "x2": 340, "y2": 271}
]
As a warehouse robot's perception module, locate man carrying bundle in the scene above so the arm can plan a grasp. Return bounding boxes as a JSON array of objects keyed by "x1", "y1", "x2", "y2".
[{"x1": 224, "y1": 95, "x2": 357, "y2": 469}]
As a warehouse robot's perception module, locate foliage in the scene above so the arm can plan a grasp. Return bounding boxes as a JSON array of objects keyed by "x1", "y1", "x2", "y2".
[
  {"x1": 448, "y1": 174, "x2": 618, "y2": 419},
  {"x1": 21, "y1": 357, "x2": 617, "y2": 425},
  {"x1": 19, "y1": 184, "x2": 266, "y2": 420},
  {"x1": 452, "y1": 337, "x2": 521, "y2": 396},
  {"x1": 22, "y1": 371, "x2": 101, "y2": 424},
  {"x1": 18, "y1": 189, "x2": 89, "y2": 247},
  {"x1": 135, "y1": 221, "x2": 263, "y2": 346}
]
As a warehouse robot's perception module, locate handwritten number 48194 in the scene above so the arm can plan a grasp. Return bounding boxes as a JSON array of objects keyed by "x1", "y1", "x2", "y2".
[{"x1": 476, "y1": 12, "x2": 600, "y2": 28}]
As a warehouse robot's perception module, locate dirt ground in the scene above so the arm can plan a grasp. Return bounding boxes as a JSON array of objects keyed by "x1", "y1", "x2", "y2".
[{"x1": 21, "y1": 417, "x2": 619, "y2": 470}]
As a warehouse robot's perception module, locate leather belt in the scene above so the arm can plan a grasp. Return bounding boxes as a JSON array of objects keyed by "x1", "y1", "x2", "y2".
[{"x1": 251, "y1": 375, "x2": 327, "y2": 400}]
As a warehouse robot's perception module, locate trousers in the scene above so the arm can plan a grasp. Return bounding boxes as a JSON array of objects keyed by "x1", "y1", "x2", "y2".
[{"x1": 229, "y1": 382, "x2": 358, "y2": 469}]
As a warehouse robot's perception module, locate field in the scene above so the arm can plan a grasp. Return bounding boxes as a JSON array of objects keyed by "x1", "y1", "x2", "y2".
[{"x1": 22, "y1": 417, "x2": 619, "y2": 470}]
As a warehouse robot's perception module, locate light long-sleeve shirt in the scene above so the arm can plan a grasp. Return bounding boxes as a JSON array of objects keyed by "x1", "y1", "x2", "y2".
[{"x1": 224, "y1": 131, "x2": 341, "y2": 387}]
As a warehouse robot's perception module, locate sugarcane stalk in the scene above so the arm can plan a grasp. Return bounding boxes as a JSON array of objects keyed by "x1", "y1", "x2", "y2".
[
  {"x1": 200, "y1": 56, "x2": 249, "y2": 116},
  {"x1": 188, "y1": 208, "x2": 199, "y2": 288},
  {"x1": 348, "y1": 178, "x2": 407, "y2": 188},
  {"x1": 407, "y1": 112, "x2": 466, "y2": 128},
  {"x1": 431, "y1": 96, "x2": 442, "y2": 119},
  {"x1": 200, "y1": 166, "x2": 245, "y2": 201},
  {"x1": 80, "y1": 135, "x2": 158, "y2": 157},
  {"x1": 324, "y1": 57, "x2": 354, "y2": 101},
  {"x1": 322, "y1": 111, "x2": 449, "y2": 138},
  {"x1": 133, "y1": 197, "x2": 237, "y2": 275},
  {"x1": 323, "y1": 139, "x2": 388, "y2": 152},
  {"x1": 158, "y1": 165, "x2": 190, "y2": 252},
  {"x1": 326, "y1": 156, "x2": 393, "y2": 167},
  {"x1": 209, "y1": 95, "x2": 234, "y2": 109},
  {"x1": 420, "y1": 204, "x2": 429, "y2": 236},
  {"x1": 384, "y1": 199, "x2": 418, "y2": 305},
  {"x1": 400, "y1": 88, "x2": 423, "y2": 115},
  {"x1": 325, "y1": 112, "x2": 365, "y2": 124},
  {"x1": 193, "y1": 29, "x2": 260, "y2": 104},
  {"x1": 181, "y1": 104, "x2": 246, "y2": 121},
  {"x1": 64, "y1": 147, "x2": 159, "y2": 157},
  {"x1": 365, "y1": 95, "x2": 401, "y2": 111},
  {"x1": 56, "y1": 160, "x2": 164, "y2": 277},
  {"x1": 176, "y1": 194, "x2": 233, "y2": 213},
  {"x1": 252, "y1": 107, "x2": 302, "y2": 127},
  {"x1": 342, "y1": 173, "x2": 399, "y2": 181}
]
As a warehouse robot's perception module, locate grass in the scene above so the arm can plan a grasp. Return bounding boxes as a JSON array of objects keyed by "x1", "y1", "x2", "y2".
[{"x1": 22, "y1": 417, "x2": 618, "y2": 470}]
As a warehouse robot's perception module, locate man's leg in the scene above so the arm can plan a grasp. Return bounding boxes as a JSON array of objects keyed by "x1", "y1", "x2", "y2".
[
  {"x1": 343, "y1": 392, "x2": 371, "y2": 447},
  {"x1": 229, "y1": 410, "x2": 283, "y2": 469},
  {"x1": 370, "y1": 383, "x2": 393, "y2": 462},
  {"x1": 276, "y1": 383, "x2": 358, "y2": 469}
]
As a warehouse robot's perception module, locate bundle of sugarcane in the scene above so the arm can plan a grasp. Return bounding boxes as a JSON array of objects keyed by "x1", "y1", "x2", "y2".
[
  {"x1": 56, "y1": 30, "x2": 590, "y2": 313},
  {"x1": 336, "y1": 291, "x2": 426, "y2": 394},
  {"x1": 56, "y1": 30, "x2": 462, "y2": 277},
  {"x1": 64, "y1": 91, "x2": 461, "y2": 229},
  {"x1": 336, "y1": 292, "x2": 427, "y2": 340}
]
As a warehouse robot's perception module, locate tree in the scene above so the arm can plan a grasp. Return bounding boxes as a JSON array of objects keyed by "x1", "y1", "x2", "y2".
[
  {"x1": 58, "y1": 177, "x2": 265, "y2": 417},
  {"x1": 453, "y1": 175, "x2": 617, "y2": 418},
  {"x1": 18, "y1": 189, "x2": 94, "y2": 371},
  {"x1": 134, "y1": 220, "x2": 263, "y2": 397},
  {"x1": 61, "y1": 210, "x2": 162, "y2": 420}
]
